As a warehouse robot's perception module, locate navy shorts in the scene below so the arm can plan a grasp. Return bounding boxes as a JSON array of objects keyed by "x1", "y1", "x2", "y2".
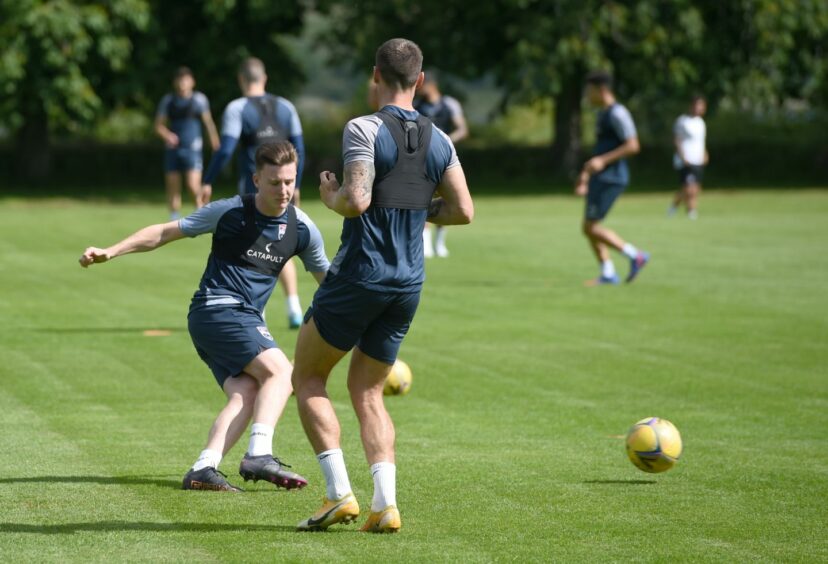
[
  {"x1": 188, "y1": 306, "x2": 276, "y2": 388},
  {"x1": 307, "y1": 274, "x2": 421, "y2": 365},
  {"x1": 678, "y1": 165, "x2": 704, "y2": 186},
  {"x1": 164, "y1": 147, "x2": 203, "y2": 173},
  {"x1": 585, "y1": 179, "x2": 626, "y2": 221}
]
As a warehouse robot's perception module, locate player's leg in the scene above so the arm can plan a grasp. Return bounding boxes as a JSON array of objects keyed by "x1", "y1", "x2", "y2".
[
  {"x1": 278, "y1": 260, "x2": 303, "y2": 329},
  {"x1": 182, "y1": 374, "x2": 258, "y2": 492},
  {"x1": 294, "y1": 316, "x2": 360, "y2": 530},
  {"x1": 686, "y1": 182, "x2": 700, "y2": 219},
  {"x1": 185, "y1": 169, "x2": 203, "y2": 210},
  {"x1": 165, "y1": 171, "x2": 183, "y2": 220},
  {"x1": 235, "y1": 346, "x2": 308, "y2": 489},
  {"x1": 423, "y1": 224, "x2": 434, "y2": 258},
  {"x1": 434, "y1": 225, "x2": 449, "y2": 258}
]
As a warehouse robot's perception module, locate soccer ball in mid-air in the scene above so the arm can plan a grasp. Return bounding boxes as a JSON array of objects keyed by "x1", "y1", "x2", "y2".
[
  {"x1": 625, "y1": 417, "x2": 683, "y2": 473},
  {"x1": 383, "y1": 360, "x2": 412, "y2": 396}
]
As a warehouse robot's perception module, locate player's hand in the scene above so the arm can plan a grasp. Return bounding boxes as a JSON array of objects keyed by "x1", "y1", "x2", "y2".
[
  {"x1": 584, "y1": 156, "x2": 606, "y2": 174},
  {"x1": 319, "y1": 171, "x2": 340, "y2": 209},
  {"x1": 79, "y1": 247, "x2": 111, "y2": 268},
  {"x1": 574, "y1": 182, "x2": 588, "y2": 197},
  {"x1": 165, "y1": 133, "x2": 179, "y2": 148},
  {"x1": 200, "y1": 184, "x2": 212, "y2": 206}
]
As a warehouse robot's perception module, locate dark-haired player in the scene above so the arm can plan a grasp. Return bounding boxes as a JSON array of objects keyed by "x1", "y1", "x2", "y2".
[
  {"x1": 80, "y1": 141, "x2": 328, "y2": 492},
  {"x1": 669, "y1": 96, "x2": 708, "y2": 220}
]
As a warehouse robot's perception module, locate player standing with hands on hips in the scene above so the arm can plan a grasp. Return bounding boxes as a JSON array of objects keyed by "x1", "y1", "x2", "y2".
[
  {"x1": 292, "y1": 38, "x2": 474, "y2": 533},
  {"x1": 669, "y1": 95, "x2": 708, "y2": 220},
  {"x1": 201, "y1": 57, "x2": 307, "y2": 329},
  {"x1": 575, "y1": 70, "x2": 650, "y2": 286},
  {"x1": 80, "y1": 141, "x2": 329, "y2": 493},
  {"x1": 154, "y1": 67, "x2": 220, "y2": 218}
]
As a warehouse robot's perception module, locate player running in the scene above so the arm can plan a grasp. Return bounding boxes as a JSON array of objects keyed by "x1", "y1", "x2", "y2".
[
  {"x1": 669, "y1": 96, "x2": 708, "y2": 220},
  {"x1": 415, "y1": 72, "x2": 469, "y2": 258},
  {"x1": 202, "y1": 57, "x2": 307, "y2": 329},
  {"x1": 154, "y1": 67, "x2": 220, "y2": 218},
  {"x1": 79, "y1": 141, "x2": 329, "y2": 493},
  {"x1": 575, "y1": 71, "x2": 650, "y2": 286},
  {"x1": 292, "y1": 38, "x2": 474, "y2": 533}
]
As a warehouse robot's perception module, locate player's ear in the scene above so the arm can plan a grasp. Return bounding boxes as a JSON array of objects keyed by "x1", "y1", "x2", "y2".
[
  {"x1": 372, "y1": 66, "x2": 380, "y2": 84},
  {"x1": 253, "y1": 172, "x2": 260, "y2": 188},
  {"x1": 415, "y1": 72, "x2": 425, "y2": 90}
]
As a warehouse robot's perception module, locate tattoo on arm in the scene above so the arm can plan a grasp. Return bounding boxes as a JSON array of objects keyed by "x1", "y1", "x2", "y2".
[
  {"x1": 344, "y1": 161, "x2": 376, "y2": 204},
  {"x1": 427, "y1": 199, "x2": 443, "y2": 219}
]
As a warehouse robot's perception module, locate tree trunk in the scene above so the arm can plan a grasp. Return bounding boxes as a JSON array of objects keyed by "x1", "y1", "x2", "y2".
[
  {"x1": 550, "y1": 77, "x2": 583, "y2": 178},
  {"x1": 15, "y1": 106, "x2": 52, "y2": 183}
]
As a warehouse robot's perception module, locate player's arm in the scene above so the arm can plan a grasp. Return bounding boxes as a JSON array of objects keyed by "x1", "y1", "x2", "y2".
[
  {"x1": 154, "y1": 115, "x2": 178, "y2": 148},
  {"x1": 311, "y1": 271, "x2": 326, "y2": 284},
  {"x1": 79, "y1": 221, "x2": 185, "y2": 268},
  {"x1": 427, "y1": 165, "x2": 474, "y2": 225},
  {"x1": 448, "y1": 104, "x2": 469, "y2": 144},
  {"x1": 201, "y1": 111, "x2": 220, "y2": 151},
  {"x1": 202, "y1": 101, "x2": 243, "y2": 195},
  {"x1": 584, "y1": 136, "x2": 640, "y2": 175},
  {"x1": 319, "y1": 160, "x2": 375, "y2": 218}
]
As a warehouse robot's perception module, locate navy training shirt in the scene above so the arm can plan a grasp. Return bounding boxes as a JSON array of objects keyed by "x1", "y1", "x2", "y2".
[
  {"x1": 328, "y1": 105, "x2": 460, "y2": 293},
  {"x1": 156, "y1": 91, "x2": 210, "y2": 150},
  {"x1": 592, "y1": 103, "x2": 637, "y2": 186}
]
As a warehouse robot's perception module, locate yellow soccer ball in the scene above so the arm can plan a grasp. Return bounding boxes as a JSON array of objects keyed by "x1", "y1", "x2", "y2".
[
  {"x1": 625, "y1": 417, "x2": 683, "y2": 473},
  {"x1": 383, "y1": 360, "x2": 412, "y2": 396}
]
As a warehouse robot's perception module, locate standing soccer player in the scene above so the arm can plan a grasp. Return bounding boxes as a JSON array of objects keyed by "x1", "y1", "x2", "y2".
[
  {"x1": 202, "y1": 57, "x2": 307, "y2": 329},
  {"x1": 154, "y1": 67, "x2": 220, "y2": 218},
  {"x1": 669, "y1": 96, "x2": 708, "y2": 220},
  {"x1": 575, "y1": 71, "x2": 650, "y2": 286},
  {"x1": 80, "y1": 141, "x2": 329, "y2": 492},
  {"x1": 293, "y1": 39, "x2": 474, "y2": 533},
  {"x1": 415, "y1": 72, "x2": 469, "y2": 258}
]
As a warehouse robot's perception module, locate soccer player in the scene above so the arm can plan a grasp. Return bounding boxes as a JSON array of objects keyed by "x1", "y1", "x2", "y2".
[
  {"x1": 574, "y1": 71, "x2": 650, "y2": 286},
  {"x1": 669, "y1": 95, "x2": 708, "y2": 220},
  {"x1": 79, "y1": 141, "x2": 329, "y2": 492},
  {"x1": 293, "y1": 38, "x2": 474, "y2": 533},
  {"x1": 202, "y1": 57, "x2": 307, "y2": 329},
  {"x1": 154, "y1": 67, "x2": 220, "y2": 218},
  {"x1": 415, "y1": 72, "x2": 469, "y2": 258}
]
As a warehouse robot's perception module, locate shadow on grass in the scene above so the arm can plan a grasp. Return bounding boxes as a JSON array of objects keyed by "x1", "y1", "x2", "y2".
[
  {"x1": 583, "y1": 479, "x2": 658, "y2": 485},
  {"x1": 0, "y1": 475, "x2": 180, "y2": 488},
  {"x1": 0, "y1": 521, "x2": 299, "y2": 535}
]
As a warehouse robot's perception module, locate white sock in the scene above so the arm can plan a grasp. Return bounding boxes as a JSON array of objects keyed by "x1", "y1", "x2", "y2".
[
  {"x1": 370, "y1": 462, "x2": 397, "y2": 512},
  {"x1": 601, "y1": 260, "x2": 616, "y2": 278},
  {"x1": 317, "y1": 448, "x2": 352, "y2": 500},
  {"x1": 423, "y1": 228, "x2": 433, "y2": 252},
  {"x1": 247, "y1": 423, "x2": 273, "y2": 457},
  {"x1": 286, "y1": 294, "x2": 301, "y2": 317},
  {"x1": 191, "y1": 449, "x2": 222, "y2": 471},
  {"x1": 621, "y1": 243, "x2": 639, "y2": 260},
  {"x1": 435, "y1": 226, "x2": 447, "y2": 247}
]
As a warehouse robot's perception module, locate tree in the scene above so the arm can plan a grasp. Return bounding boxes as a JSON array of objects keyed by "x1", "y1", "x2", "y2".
[{"x1": 0, "y1": 0, "x2": 150, "y2": 181}]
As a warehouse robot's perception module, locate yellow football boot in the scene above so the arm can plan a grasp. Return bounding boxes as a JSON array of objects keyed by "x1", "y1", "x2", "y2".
[
  {"x1": 296, "y1": 493, "x2": 360, "y2": 531},
  {"x1": 360, "y1": 505, "x2": 401, "y2": 533}
]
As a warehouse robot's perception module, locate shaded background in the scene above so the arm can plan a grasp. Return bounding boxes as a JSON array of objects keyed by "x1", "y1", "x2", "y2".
[{"x1": 1, "y1": 0, "x2": 826, "y2": 194}]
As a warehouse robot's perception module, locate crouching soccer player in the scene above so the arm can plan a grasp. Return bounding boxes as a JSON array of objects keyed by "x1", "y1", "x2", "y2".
[{"x1": 79, "y1": 141, "x2": 329, "y2": 491}]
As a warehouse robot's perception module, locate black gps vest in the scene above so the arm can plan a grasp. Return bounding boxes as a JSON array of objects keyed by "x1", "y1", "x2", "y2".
[
  {"x1": 167, "y1": 96, "x2": 199, "y2": 121},
  {"x1": 242, "y1": 96, "x2": 287, "y2": 148},
  {"x1": 211, "y1": 194, "x2": 298, "y2": 277},
  {"x1": 371, "y1": 111, "x2": 437, "y2": 210}
]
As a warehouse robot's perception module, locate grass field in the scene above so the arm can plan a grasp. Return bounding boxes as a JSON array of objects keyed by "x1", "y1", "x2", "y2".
[{"x1": 0, "y1": 189, "x2": 826, "y2": 562}]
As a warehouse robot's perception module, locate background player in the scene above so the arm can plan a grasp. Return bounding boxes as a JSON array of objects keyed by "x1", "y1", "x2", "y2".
[
  {"x1": 202, "y1": 57, "x2": 307, "y2": 329},
  {"x1": 79, "y1": 141, "x2": 329, "y2": 492},
  {"x1": 292, "y1": 38, "x2": 474, "y2": 533},
  {"x1": 154, "y1": 67, "x2": 220, "y2": 218},
  {"x1": 669, "y1": 95, "x2": 709, "y2": 220},
  {"x1": 575, "y1": 70, "x2": 649, "y2": 286},
  {"x1": 415, "y1": 71, "x2": 469, "y2": 258}
]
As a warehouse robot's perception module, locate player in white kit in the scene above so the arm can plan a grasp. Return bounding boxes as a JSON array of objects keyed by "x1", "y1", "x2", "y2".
[{"x1": 669, "y1": 96, "x2": 708, "y2": 220}]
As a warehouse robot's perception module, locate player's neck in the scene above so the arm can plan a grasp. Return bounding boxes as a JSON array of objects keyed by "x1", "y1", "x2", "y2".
[
  {"x1": 176, "y1": 89, "x2": 193, "y2": 98},
  {"x1": 601, "y1": 93, "x2": 616, "y2": 108},
  {"x1": 254, "y1": 193, "x2": 288, "y2": 217},
  {"x1": 377, "y1": 87, "x2": 416, "y2": 111},
  {"x1": 244, "y1": 84, "x2": 267, "y2": 97}
]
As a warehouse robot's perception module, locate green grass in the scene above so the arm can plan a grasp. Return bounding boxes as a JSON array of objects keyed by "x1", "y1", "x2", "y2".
[{"x1": 0, "y1": 189, "x2": 826, "y2": 562}]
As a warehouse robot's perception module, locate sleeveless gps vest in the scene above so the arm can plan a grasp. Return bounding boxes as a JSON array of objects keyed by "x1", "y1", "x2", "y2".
[
  {"x1": 211, "y1": 195, "x2": 298, "y2": 277},
  {"x1": 371, "y1": 111, "x2": 437, "y2": 210},
  {"x1": 242, "y1": 96, "x2": 288, "y2": 148},
  {"x1": 425, "y1": 101, "x2": 456, "y2": 135},
  {"x1": 167, "y1": 96, "x2": 199, "y2": 121}
]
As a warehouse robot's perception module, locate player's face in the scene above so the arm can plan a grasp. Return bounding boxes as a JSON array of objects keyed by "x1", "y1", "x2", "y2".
[
  {"x1": 692, "y1": 99, "x2": 707, "y2": 117},
  {"x1": 585, "y1": 84, "x2": 602, "y2": 106},
  {"x1": 174, "y1": 75, "x2": 195, "y2": 96},
  {"x1": 254, "y1": 162, "x2": 297, "y2": 210}
]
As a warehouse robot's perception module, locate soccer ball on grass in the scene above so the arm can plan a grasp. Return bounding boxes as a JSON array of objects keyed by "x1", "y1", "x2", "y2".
[{"x1": 625, "y1": 417, "x2": 683, "y2": 473}]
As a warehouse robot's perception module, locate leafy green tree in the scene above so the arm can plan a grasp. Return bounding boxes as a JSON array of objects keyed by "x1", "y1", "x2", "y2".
[{"x1": 0, "y1": 0, "x2": 150, "y2": 180}]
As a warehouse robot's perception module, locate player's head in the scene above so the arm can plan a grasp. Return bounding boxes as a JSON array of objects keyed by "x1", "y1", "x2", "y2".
[
  {"x1": 417, "y1": 69, "x2": 441, "y2": 101},
  {"x1": 238, "y1": 57, "x2": 267, "y2": 89},
  {"x1": 173, "y1": 67, "x2": 195, "y2": 96},
  {"x1": 584, "y1": 70, "x2": 613, "y2": 105},
  {"x1": 690, "y1": 95, "x2": 707, "y2": 117},
  {"x1": 253, "y1": 141, "x2": 298, "y2": 208},
  {"x1": 373, "y1": 38, "x2": 425, "y2": 94}
]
